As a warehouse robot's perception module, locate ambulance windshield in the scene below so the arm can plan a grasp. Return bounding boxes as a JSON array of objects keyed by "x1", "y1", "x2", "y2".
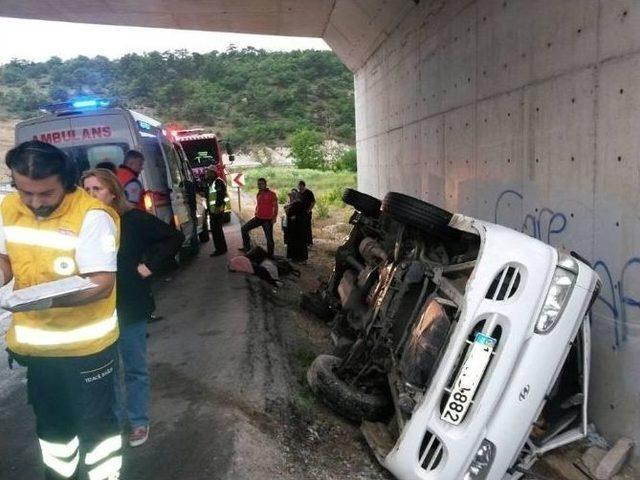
[{"x1": 60, "y1": 143, "x2": 129, "y2": 178}]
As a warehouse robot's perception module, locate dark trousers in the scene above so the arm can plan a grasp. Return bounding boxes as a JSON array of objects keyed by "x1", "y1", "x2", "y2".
[
  {"x1": 241, "y1": 217, "x2": 274, "y2": 256},
  {"x1": 210, "y1": 211, "x2": 227, "y2": 253},
  {"x1": 26, "y1": 345, "x2": 121, "y2": 480},
  {"x1": 305, "y1": 211, "x2": 313, "y2": 245}
]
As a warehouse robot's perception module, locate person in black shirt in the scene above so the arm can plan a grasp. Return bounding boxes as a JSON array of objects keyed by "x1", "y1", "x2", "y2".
[
  {"x1": 298, "y1": 180, "x2": 315, "y2": 246},
  {"x1": 283, "y1": 189, "x2": 308, "y2": 262},
  {"x1": 81, "y1": 168, "x2": 184, "y2": 448}
]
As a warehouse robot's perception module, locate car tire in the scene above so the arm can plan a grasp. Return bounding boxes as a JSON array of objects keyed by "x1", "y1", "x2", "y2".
[
  {"x1": 199, "y1": 215, "x2": 210, "y2": 243},
  {"x1": 307, "y1": 354, "x2": 391, "y2": 422},
  {"x1": 300, "y1": 292, "x2": 335, "y2": 321},
  {"x1": 342, "y1": 188, "x2": 382, "y2": 218},
  {"x1": 382, "y1": 192, "x2": 453, "y2": 236}
]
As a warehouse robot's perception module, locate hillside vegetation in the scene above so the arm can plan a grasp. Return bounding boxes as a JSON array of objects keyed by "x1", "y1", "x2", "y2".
[{"x1": 0, "y1": 48, "x2": 355, "y2": 150}]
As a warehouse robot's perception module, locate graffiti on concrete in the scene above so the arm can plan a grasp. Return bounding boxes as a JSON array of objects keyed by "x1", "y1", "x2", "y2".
[
  {"x1": 493, "y1": 189, "x2": 567, "y2": 243},
  {"x1": 594, "y1": 259, "x2": 640, "y2": 348},
  {"x1": 494, "y1": 189, "x2": 640, "y2": 348}
]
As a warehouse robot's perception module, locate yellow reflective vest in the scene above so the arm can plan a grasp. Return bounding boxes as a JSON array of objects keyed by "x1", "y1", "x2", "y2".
[{"x1": 3, "y1": 188, "x2": 120, "y2": 357}]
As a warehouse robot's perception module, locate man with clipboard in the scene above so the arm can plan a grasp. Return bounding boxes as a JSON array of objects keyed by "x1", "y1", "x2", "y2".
[{"x1": 1, "y1": 141, "x2": 122, "y2": 480}]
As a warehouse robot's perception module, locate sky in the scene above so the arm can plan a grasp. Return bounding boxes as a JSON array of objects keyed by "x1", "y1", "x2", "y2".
[{"x1": 0, "y1": 16, "x2": 330, "y2": 65}]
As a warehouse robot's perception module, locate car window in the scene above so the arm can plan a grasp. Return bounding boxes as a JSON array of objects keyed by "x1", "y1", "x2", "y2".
[
  {"x1": 179, "y1": 138, "x2": 219, "y2": 168},
  {"x1": 87, "y1": 145, "x2": 126, "y2": 168},
  {"x1": 174, "y1": 145, "x2": 194, "y2": 182},
  {"x1": 60, "y1": 143, "x2": 129, "y2": 180},
  {"x1": 161, "y1": 140, "x2": 183, "y2": 185},
  {"x1": 140, "y1": 138, "x2": 170, "y2": 192}
]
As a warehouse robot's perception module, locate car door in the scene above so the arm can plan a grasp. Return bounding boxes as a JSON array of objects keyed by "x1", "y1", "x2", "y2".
[{"x1": 160, "y1": 139, "x2": 195, "y2": 242}]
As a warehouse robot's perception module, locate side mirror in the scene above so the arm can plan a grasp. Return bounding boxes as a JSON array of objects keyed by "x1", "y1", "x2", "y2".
[
  {"x1": 228, "y1": 154, "x2": 235, "y2": 163},
  {"x1": 224, "y1": 141, "x2": 234, "y2": 156}
]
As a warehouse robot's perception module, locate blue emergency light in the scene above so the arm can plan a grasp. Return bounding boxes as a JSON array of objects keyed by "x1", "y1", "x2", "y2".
[
  {"x1": 41, "y1": 98, "x2": 113, "y2": 113},
  {"x1": 72, "y1": 98, "x2": 111, "y2": 109}
]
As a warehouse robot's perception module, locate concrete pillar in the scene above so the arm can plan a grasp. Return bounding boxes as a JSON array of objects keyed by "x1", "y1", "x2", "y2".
[{"x1": 339, "y1": 0, "x2": 640, "y2": 454}]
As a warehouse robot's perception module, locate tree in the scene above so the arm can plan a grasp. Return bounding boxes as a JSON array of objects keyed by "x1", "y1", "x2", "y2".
[
  {"x1": 333, "y1": 148, "x2": 357, "y2": 172},
  {"x1": 0, "y1": 49, "x2": 356, "y2": 149},
  {"x1": 290, "y1": 129, "x2": 326, "y2": 170}
]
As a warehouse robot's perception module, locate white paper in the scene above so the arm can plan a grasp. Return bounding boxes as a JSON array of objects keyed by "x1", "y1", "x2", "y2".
[{"x1": 3, "y1": 276, "x2": 96, "y2": 310}]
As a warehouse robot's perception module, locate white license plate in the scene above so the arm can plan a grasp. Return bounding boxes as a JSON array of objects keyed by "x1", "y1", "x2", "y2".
[{"x1": 441, "y1": 332, "x2": 496, "y2": 425}]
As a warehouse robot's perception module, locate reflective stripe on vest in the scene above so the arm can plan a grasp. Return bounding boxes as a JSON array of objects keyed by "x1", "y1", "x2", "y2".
[
  {"x1": 15, "y1": 311, "x2": 118, "y2": 346},
  {"x1": 2, "y1": 189, "x2": 119, "y2": 357},
  {"x1": 5, "y1": 226, "x2": 78, "y2": 251}
]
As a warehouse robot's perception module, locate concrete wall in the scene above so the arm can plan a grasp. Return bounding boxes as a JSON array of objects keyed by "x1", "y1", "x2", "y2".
[{"x1": 353, "y1": 0, "x2": 640, "y2": 450}]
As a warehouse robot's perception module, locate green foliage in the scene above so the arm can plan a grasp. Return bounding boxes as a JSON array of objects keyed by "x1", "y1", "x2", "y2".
[
  {"x1": 290, "y1": 129, "x2": 325, "y2": 170},
  {"x1": 315, "y1": 197, "x2": 330, "y2": 219},
  {"x1": 276, "y1": 189, "x2": 289, "y2": 204},
  {"x1": 333, "y1": 148, "x2": 357, "y2": 172},
  {"x1": 325, "y1": 186, "x2": 344, "y2": 204},
  {"x1": 0, "y1": 48, "x2": 355, "y2": 149},
  {"x1": 239, "y1": 166, "x2": 356, "y2": 198},
  {"x1": 3, "y1": 85, "x2": 48, "y2": 118}
]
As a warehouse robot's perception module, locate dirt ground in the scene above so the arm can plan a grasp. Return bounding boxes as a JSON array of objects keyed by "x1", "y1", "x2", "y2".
[{"x1": 239, "y1": 265, "x2": 392, "y2": 479}]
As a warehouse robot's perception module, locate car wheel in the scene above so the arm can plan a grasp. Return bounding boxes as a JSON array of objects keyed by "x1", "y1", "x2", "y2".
[
  {"x1": 307, "y1": 354, "x2": 391, "y2": 422},
  {"x1": 199, "y1": 215, "x2": 210, "y2": 243},
  {"x1": 300, "y1": 292, "x2": 335, "y2": 321},
  {"x1": 382, "y1": 192, "x2": 454, "y2": 237},
  {"x1": 342, "y1": 188, "x2": 382, "y2": 218}
]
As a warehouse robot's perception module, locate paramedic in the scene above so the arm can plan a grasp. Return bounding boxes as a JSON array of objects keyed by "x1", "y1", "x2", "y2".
[{"x1": 1, "y1": 141, "x2": 122, "y2": 480}]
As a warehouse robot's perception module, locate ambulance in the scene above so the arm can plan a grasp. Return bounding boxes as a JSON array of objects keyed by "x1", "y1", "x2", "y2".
[{"x1": 14, "y1": 99, "x2": 206, "y2": 256}]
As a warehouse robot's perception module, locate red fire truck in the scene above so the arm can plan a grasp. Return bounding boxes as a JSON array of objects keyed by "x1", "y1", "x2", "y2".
[{"x1": 171, "y1": 128, "x2": 233, "y2": 223}]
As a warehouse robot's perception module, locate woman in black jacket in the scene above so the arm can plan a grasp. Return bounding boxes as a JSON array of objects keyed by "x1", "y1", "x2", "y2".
[
  {"x1": 283, "y1": 189, "x2": 308, "y2": 262},
  {"x1": 81, "y1": 168, "x2": 184, "y2": 448}
]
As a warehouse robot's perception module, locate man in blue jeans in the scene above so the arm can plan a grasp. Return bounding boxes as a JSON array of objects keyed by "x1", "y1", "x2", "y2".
[{"x1": 240, "y1": 177, "x2": 278, "y2": 256}]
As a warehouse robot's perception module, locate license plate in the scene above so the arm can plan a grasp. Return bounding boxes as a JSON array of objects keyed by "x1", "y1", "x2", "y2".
[{"x1": 441, "y1": 332, "x2": 496, "y2": 425}]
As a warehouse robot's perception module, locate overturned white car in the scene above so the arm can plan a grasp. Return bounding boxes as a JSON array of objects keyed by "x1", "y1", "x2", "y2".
[{"x1": 306, "y1": 190, "x2": 600, "y2": 480}]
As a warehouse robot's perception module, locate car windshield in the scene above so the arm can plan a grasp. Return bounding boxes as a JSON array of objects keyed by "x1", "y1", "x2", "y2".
[
  {"x1": 60, "y1": 143, "x2": 129, "y2": 178},
  {"x1": 179, "y1": 138, "x2": 219, "y2": 168}
]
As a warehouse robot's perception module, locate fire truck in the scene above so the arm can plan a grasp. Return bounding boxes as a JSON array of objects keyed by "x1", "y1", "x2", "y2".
[{"x1": 171, "y1": 128, "x2": 233, "y2": 223}]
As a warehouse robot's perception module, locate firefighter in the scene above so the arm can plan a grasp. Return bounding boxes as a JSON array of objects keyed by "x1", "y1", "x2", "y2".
[
  {"x1": 1, "y1": 141, "x2": 122, "y2": 480},
  {"x1": 205, "y1": 168, "x2": 228, "y2": 256}
]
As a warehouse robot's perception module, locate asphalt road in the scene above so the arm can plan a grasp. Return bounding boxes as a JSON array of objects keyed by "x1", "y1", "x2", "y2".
[{"x1": 0, "y1": 216, "x2": 282, "y2": 479}]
